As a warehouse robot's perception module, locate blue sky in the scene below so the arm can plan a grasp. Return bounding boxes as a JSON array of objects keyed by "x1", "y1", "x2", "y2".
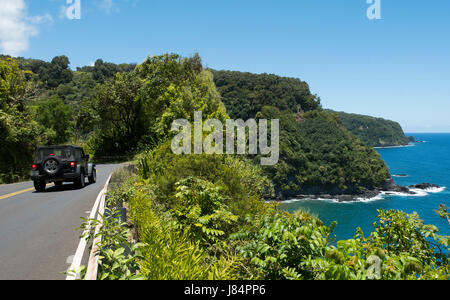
[{"x1": 1, "y1": 0, "x2": 449, "y2": 132}]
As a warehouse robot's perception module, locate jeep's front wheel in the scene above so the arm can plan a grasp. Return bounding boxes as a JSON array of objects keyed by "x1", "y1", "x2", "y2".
[
  {"x1": 55, "y1": 181, "x2": 63, "y2": 188},
  {"x1": 88, "y1": 168, "x2": 97, "y2": 184},
  {"x1": 34, "y1": 180, "x2": 46, "y2": 192},
  {"x1": 76, "y1": 171, "x2": 85, "y2": 189}
]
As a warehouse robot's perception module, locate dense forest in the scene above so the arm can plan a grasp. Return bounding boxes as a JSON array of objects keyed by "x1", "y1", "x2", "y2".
[
  {"x1": 210, "y1": 70, "x2": 321, "y2": 120},
  {"x1": 331, "y1": 111, "x2": 411, "y2": 147}
]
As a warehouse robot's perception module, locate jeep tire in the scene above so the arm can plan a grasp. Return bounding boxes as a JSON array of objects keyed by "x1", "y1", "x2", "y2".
[
  {"x1": 88, "y1": 168, "x2": 97, "y2": 184},
  {"x1": 34, "y1": 180, "x2": 46, "y2": 192},
  {"x1": 76, "y1": 171, "x2": 85, "y2": 189},
  {"x1": 55, "y1": 181, "x2": 63, "y2": 188}
]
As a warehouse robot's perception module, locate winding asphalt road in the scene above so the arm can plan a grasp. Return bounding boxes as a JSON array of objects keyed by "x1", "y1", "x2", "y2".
[{"x1": 0, "y1": 164, "x2": 120, "y2": 280}]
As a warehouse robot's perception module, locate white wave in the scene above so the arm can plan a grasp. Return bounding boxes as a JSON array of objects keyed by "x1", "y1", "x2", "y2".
[
  {"x1": 316, "y1": 198, "x2": 338, "y2": 201},
  {"x1": 280, "y1": 198, "x2": 337, "y2": 204},
  {"x1": 330, "y1": 193, "x2": 386, "y2": 203},
  {"x1": 282, "y1": 196, "x2": 383, "y2": 204},
  {"x1": 356, "y1": 194, "x2": 385, "y2": 202},
  {"x1": 424, "y1": 186, "x2": 446, "y2": 193},
  {"x1": 374, "y1": 144, "x2": 415, "y2": 149},
  {"x1": 279, "y1": 199, "x2": 301, "y2": 204},
  {"x1": 382, "y1": 189, "x2": 428, "y2": 197},
  {"x1": 381, "y1": 187, "x2": 446, "y2": 197}
]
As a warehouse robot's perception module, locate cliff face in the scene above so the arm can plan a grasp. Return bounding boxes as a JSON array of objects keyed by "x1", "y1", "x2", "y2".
[{"x1": 331, "y1": 111, "x2": 410, "y2": 147}]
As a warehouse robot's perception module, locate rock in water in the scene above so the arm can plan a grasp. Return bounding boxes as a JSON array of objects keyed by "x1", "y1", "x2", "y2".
[{"x1": 409, "y1": 183, "x2": 440, "y2": 190}]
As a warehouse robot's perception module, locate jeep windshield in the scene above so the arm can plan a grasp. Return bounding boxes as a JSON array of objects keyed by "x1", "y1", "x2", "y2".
[{"x1": 35, "y1": 148, "x2": 73, "y2": 161}]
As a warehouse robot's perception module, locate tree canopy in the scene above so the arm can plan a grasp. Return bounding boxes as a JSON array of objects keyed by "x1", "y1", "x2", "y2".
[
  {"x1": 82, "y1": 54, "x2": 227, "y2": 157},
  {"x1": 211, "y1": 70, "x2": 321, "y2": 120}
]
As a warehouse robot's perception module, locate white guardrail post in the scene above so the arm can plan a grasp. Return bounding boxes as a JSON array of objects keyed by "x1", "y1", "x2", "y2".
[{"x1": 66, "y1": 174, "x2": 112, "y2": 280}]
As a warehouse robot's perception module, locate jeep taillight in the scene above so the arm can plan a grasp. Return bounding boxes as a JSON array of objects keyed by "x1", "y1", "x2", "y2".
[
  {"x1": 32, "y1": 164, "x2": 37, "y2": 170},
  {"x1": 70, "y1": 162, "x2": 76, "y2": 168}
]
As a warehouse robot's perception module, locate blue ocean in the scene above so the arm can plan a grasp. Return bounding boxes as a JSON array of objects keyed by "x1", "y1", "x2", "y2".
[{"x1": 282, "y1": 133, "x2": 450, "y2": 241}]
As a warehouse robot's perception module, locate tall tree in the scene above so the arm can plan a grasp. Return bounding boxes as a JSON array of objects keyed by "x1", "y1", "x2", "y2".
[
  {"x1": 36, "y1": 97, "x2": 73, "y2": 145},
  {"x1": 0, "y1": 58, "x2": 46, "y2": 182},
  {"x1": 85, "y1": 53, "x2": 227, "y2": 157}
]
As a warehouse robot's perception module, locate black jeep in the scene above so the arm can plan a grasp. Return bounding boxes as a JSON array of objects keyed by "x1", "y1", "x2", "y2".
[{"x1": 31, "y1": 146, "x2": 97, "y2": 192}]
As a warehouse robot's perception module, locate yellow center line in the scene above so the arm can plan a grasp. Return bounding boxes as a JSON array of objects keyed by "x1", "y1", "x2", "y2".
[{"x1": 0, "y1": 184, "x2": 53, "y2": 200}]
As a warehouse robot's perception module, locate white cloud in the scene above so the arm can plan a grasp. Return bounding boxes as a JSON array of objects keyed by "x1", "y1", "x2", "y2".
[{"x1": 0, "y1": 0, "x2": 53, "y2": 56}]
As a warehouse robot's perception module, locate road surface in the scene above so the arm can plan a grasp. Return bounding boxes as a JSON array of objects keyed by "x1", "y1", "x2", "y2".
[{"x1": 0, "y1": 164, "x2": 120, "y2": 280}]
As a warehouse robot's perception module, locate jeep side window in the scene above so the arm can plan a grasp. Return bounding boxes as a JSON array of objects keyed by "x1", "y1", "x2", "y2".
[{"x1": 75, "y1": 149, "x2": 81, "y2": 161}]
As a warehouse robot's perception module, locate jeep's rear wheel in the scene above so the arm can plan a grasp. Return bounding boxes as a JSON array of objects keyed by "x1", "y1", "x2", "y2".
[{"x1": 34, "y1": 180, "x2": 46, "y2": 192}]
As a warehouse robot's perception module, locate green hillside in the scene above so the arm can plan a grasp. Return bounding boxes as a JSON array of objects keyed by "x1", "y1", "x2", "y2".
[
  {"x1": 212, "y1": 70, "x2": 389, "y2": 198},
  {"x1": 332, "y1": 111, "x2": 410, "y2": 147}
]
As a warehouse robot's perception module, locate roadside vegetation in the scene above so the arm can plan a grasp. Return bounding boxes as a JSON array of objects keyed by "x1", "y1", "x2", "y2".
[{"x1": 85, "y1": 159, "x2": 449, "y2": 280}]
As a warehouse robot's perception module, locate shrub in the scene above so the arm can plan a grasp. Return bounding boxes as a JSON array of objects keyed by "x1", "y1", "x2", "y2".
[
  {"x1": 171, "y1": 177, "x2": 238, "y2": 246},
  {"x1": 231, "y1": 208, "x2": 334, "y2": 280},
  {"x1": 136, "y1": 142, "x2": 273, "y2": 220},
  {"x1": 129, "y1": 189, "x2": 238, "y2": 280}
]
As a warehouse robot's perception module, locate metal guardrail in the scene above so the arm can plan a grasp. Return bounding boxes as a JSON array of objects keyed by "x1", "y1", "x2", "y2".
[{"x1": 66, "y1": 174, "x2": 112, "y2": 280}]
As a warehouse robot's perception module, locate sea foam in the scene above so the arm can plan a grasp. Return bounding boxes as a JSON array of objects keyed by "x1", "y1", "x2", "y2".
[{"x1": 424, "y1": 186, "x2": 447, "y2": 193}]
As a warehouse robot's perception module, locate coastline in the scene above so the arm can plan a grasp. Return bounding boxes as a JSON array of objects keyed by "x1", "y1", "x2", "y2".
[
  {"x1": 272, "y1": 138, "x2": 440, "y2": 204},
  {"x1": 273, "y1": 182, "x2": 446, "y2": 204}
]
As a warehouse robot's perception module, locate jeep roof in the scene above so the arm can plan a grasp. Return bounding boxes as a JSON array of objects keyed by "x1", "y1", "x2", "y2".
[{"x1": 34, "y1": 146, "x2": 85, "y2": 162}]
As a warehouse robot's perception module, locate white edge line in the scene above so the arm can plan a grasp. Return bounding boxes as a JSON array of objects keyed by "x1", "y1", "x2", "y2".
[{"x1": 65, "y1": 174, "x2": 112, "y2": 280}]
